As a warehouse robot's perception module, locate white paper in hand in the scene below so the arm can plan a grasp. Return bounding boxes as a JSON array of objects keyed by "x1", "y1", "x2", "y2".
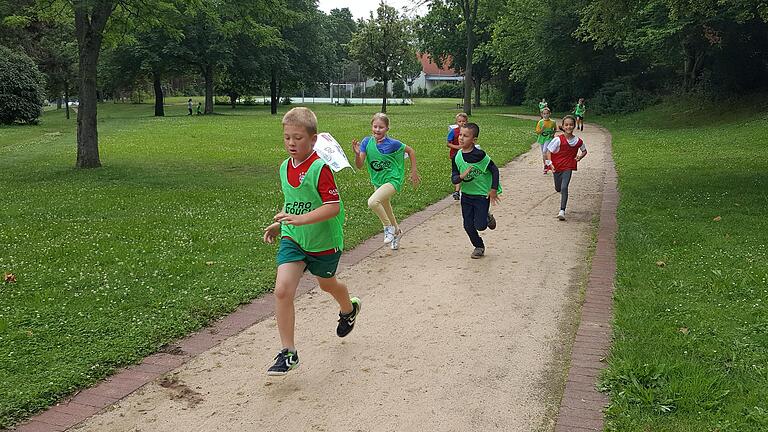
[{"x1": 314, "y1": 133, "x2": 352, "y2": 172}]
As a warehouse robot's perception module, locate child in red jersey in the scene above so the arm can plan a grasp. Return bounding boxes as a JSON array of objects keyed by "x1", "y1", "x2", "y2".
[
  {"x1": 545, "y1": 115, "x2": 587, "y2": 221},
  {"x1": 447, "y1": 113, "x2": 468, "y2": 200}
]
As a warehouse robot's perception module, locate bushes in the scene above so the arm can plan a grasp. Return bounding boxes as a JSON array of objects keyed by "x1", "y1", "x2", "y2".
[
  {"x1": 590, "y1": 77, "x2": 657, "y2": 115},
  {"x1": 429, "y1": 83, "x2": 463, "y2": 98},
  {"x1": 0, "y1": 46, "x2": 46, "y2": 125}
]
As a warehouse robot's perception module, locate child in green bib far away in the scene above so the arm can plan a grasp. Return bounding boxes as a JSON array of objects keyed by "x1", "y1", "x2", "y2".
[
  {"x1": 262, "y1": 107, "x2": 361, "y2": 376},
  {"x1": 538, "y1": 98, "x2": 548, "y2": 114},
  {"x1": 573, "y1": 98, "x2": 586, "y2": 131},
  {"x1": 452, "y1": 123, "x2": 501, "y2": 259},
  {"x1": 536, "y1": 107, "x2": 557, "y2": 175},
  {"x1": 352, "y1": 112, "x2": 421, "y2": 250}
]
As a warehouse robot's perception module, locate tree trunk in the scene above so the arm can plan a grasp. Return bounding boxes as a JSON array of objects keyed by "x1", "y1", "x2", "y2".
[
  {"x1": 270, "y1": 71, "x2": 278, "y2": 115},
  {"x1": 381, "y1": 75, "x2": 388, "y2": 113},
  {"x1": 56, "y1": 96, "x2": 62, "y2": 110},
  {"x1": 682, "y1": 36, "x2": 706, "y2": 91},
  {"x1": 474, "y1": 77, "x2": 481, "y2": 107},
  {"x1": 203, "y1": 65, "x2": 214, "y2": 114},
  {"x1": 463, "y1": 35, "x2": 475, "y2": 114},
  {"x1": 65, "y1": 85, "x2": 70, "y2": 120},
  {"x1": 153, "y1": 74, "x2": 164, "y2": 117},
  {"x1": 74, "y1": 1, "x2": 113, "y2": 169}
]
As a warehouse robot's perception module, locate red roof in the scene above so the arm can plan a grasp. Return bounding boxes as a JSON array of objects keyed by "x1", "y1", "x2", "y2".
[{"x1": 418, "y1": 53, "x2": 459, "y2": 77}]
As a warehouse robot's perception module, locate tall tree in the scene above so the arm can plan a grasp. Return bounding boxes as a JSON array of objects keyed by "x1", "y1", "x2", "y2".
[
  {"x1": 456, "y1": 0, "x2": 479, "y2": 114},
  {"x1": 175, "y1": 3, "x2": 230, "y2": 115},
  {"x1": 261, "y1": 0, "x2": 335, "y2": 114},
  {"x1": 578, "y1": 0, "x2": 768, "y2": 89},
  {"x1": 349, "y1": 3, "x2": 416, "y2": 113},
  {"x1": 37, "y1": 21, "x2": 78, "y2": 119},
  {"x1": 418, "y1": 0, "x2": 495, "y2": 107}
]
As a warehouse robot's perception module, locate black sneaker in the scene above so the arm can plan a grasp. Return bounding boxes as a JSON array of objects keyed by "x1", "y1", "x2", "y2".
[
  {"x1": 267, "y1": 348, "x2": 299, "y2": 376},
  {"x1": 487, "y1": 214, "x2": 497, "y2": 230},
  {"x1": 452, "y1": 191, "x2": 460, "y2": 200},
  {"x1": 336, "y1": 297, "x2": 361, "y2": 337}
]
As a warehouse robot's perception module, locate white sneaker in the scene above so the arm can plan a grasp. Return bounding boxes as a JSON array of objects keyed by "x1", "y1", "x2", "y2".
[
  {"x1": 557, "y1": 210, "x2": 566, "y2": 221},
  {"x1": 390, "y1": 229, "x2": 402, "y2": 250},
  {"x1": 383, "y1": 226, "x2": 394, "y2": 243}
]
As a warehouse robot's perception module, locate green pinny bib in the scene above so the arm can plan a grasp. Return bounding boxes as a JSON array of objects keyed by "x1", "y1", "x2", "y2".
[
  {"x1": 280, "y1": 158, "x2": 344, "y2": 252},
  {"x1": 365, "y1": 138, "x2": 406, "y2": 192},
  {"x1": 454, "y1": 152, "x2": 503, "y2": 197},
  {"x1": 536, "y1": 119, "x2": 556, "y2": 144}
]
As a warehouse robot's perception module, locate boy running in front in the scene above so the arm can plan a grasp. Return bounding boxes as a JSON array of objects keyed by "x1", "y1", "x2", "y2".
[{"x1": 263, "y1": 107, "x2": 361, "y2": 376}]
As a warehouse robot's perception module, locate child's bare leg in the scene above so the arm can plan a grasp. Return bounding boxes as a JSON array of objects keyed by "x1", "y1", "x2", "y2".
[
  {"x1": 274, "y1": 262, "x2": 305, "y2": 350},
  {"x1": 317, "y1": 276, "x2": 353, "y2": 314}
]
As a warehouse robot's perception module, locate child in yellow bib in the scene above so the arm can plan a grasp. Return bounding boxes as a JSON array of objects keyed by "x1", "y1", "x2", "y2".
[
  {"x1": 536, "y1": 107, "x2": 557, "y2": 174},
  {"x1": 263, "y1": 108, "x2": 361, "y2": 376},
  {"x1": 352, "y1": 113, "x2": 421, "y2": 250}
]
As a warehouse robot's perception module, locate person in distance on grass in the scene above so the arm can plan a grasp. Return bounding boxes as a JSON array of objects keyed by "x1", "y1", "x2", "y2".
[
  {"x1": 187, "y1": 98, "x2": 193, "y2": 116},
  {"x1": 545, "y1": 115, "x2": 587, "y2": 221},
  {"x1": 263, "y1": 107, "x2": 361, "y2": 376},
  {"x1": 573, "y1": 98, "x2": 586, "y2": 131},
  {"x1": 196, "y1": 102, "x2": 202, "y2": 115},
  {"x1": 352, "y1": 112, "x2": 421, "y2": 250},
  {"x1": 536, "y1": 107, "x2": 557, "y2": 175},
  {"x1": 447, "y1": 112, "x2": 469, "y2": 200},
  {"x1": 452, "y1": 122, "x2": 501, "y2": 259}
]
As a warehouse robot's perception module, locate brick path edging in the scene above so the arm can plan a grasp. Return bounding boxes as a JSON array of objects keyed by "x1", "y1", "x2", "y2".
[
  {"x1": 8, "y1": 197, "x2": 459, "y2": 432},
  {"x1": 554, "y1": 125, "x2": 618, "y2": 432}
]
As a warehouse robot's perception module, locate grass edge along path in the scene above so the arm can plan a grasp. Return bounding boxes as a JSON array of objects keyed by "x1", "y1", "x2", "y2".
[{"x1": 598, "y1": 97, "x2": 768, "y2": 432}]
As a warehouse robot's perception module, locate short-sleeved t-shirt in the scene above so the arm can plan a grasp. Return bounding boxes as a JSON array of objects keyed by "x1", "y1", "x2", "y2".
[
  {"x1": 286, "y1": 151, "x2": 339, "y2": 203},
  {"x1": 360, "y1": 136, "x2": 404, "y2": 155}
]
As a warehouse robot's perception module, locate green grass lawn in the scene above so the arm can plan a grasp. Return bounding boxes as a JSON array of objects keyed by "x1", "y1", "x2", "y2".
[
  {"x1": 598, "y1": 96, "x2": 768, "y2": 431},
  {"x1": 0, "y1": 101, "x2": 532, "y2": 427}
]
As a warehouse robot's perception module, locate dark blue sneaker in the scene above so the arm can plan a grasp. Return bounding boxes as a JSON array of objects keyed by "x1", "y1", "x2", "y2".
[{"x1": 267, "y1": 348, "x2": 299, "y2": 376}]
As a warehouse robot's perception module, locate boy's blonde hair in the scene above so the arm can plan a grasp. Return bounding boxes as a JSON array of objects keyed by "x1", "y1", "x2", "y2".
[
  {"x1": 282, "y1": 107, "x2": 318, "y2": 135},
  {"x1": 371, "y1": 112, "x2": 389, "y2": 127},
  {"x1": 456, "y1": 112, "x2": 469, "y2": 120}
]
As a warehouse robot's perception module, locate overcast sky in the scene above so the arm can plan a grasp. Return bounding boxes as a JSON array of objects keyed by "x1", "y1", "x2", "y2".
[{"x1": 317, "y1": 0, "x2": 428, "y2": 19}]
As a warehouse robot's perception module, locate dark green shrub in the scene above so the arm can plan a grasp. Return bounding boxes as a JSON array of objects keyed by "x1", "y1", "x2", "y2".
[
  {"x1": 429, "y1": 83, "x2": 463, "y2": 98},
  {"x1": 590, "y1": 77, "x2": 657, "y2": 115},
  {"x1": 392, "y1": 80, "x2": 406, "y2": 98},
  {"x1": 0, "y1": 45, "x2": 46, "y2": 125}
]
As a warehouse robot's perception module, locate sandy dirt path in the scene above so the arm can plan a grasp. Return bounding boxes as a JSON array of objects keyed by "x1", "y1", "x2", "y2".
[{"x1": 73, "y1": 117, "x2": 610, "y2": 432}]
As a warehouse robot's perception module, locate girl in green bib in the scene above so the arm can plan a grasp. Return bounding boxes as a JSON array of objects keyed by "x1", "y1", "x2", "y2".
[
  {"x1": 352, "y1": 113, "x2": 421, "y2": 250},
  {"x1": 573, "y1": 98, "x2": 586, "y2": 131}
]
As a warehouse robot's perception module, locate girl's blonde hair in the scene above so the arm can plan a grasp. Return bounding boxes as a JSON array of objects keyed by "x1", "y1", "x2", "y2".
[{"x1": 371, "y1": 112, "x2": 390, "y2": 127}]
